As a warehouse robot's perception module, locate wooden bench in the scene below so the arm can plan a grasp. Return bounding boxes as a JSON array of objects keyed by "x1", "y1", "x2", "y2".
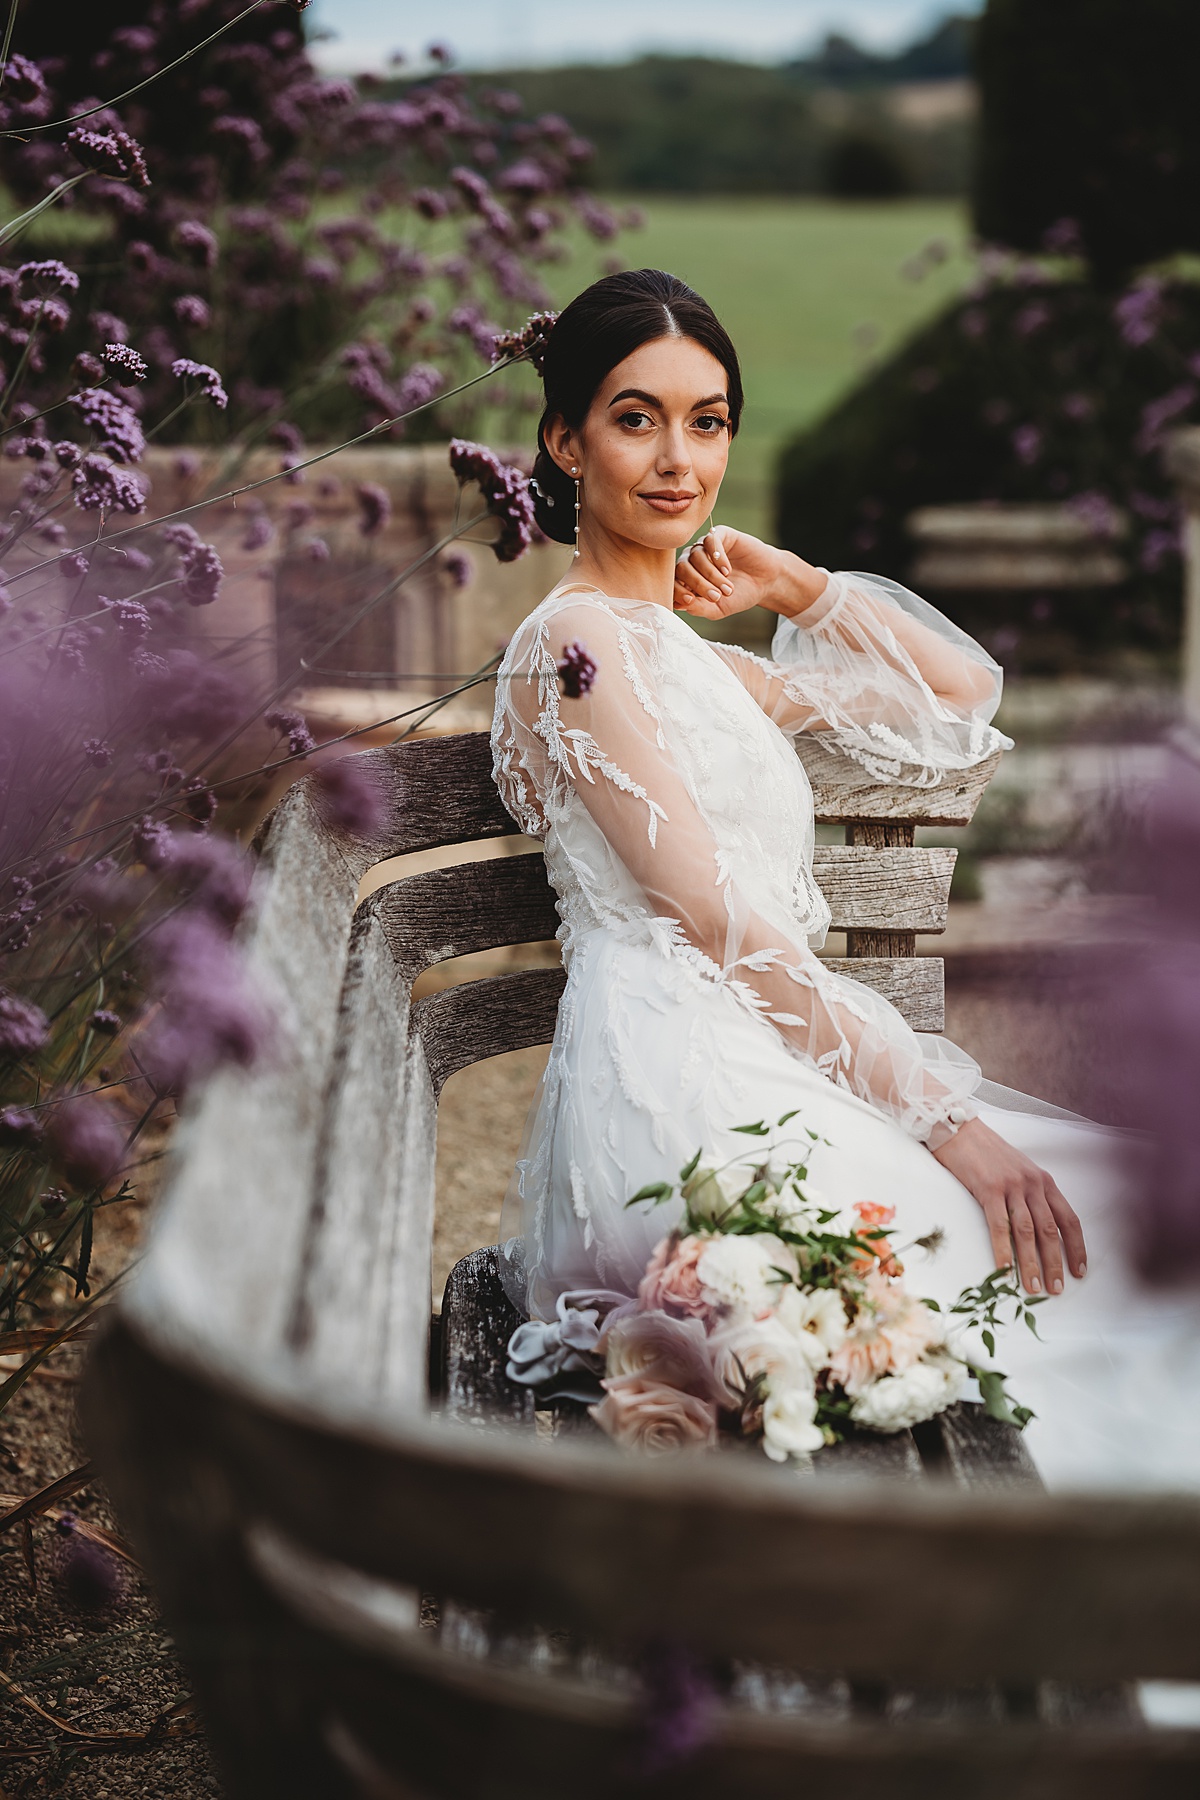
[{"x1": 82, "y1": 730, "x2": 1200, "y2": 1798}]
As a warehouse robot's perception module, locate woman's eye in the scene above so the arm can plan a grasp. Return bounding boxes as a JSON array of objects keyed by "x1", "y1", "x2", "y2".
[
  {"x1": 694, "y1": 414, "x2": 728, "y2": 434},
  {"x1": 617, "y1": 410, "x2": 651, "y2": 430}
]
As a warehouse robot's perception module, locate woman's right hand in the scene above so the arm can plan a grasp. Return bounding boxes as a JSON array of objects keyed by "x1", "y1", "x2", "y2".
[
  {"x1": 930, "y1": 1116, "x2": 1087, "y2": 1294},
  {"x1": 673, "y1": 527, "x2": 827, "y2": 622}
]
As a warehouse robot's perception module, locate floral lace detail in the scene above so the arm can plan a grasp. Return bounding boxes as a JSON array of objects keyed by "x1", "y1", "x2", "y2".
[{"x1": 491, "y1": 575, "x2": 1004, "y2": 1318}]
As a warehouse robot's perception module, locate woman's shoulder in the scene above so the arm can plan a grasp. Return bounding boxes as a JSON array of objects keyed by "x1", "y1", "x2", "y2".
[{"x1": 508, "y1": 583, "x2": 665, "y2": 652}]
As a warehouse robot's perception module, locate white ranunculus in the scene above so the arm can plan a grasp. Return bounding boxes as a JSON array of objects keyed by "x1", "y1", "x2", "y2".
[
  {"x1": 697, "y1": 1233, "x2": 798, "y2": 1317},
  {"x1": 849, "y1": 1354, "x2": 967, "y2": 1434},
  {"x1": 761, "y1": 1382, "x2": 825, "y2": 1462},
  {"x1": 774, "y1": 1283, "x2": 850, "y2": 1367}
]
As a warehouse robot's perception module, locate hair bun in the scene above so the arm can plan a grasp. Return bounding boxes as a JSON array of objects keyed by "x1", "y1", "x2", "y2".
[{"x1": 530, "y1": 442, "x2": 576, "y2": 546}]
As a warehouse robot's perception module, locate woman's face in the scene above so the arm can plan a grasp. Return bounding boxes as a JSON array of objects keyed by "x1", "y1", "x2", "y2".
[{"x1": 548, "y1": 334, "x2": 733, "y2": 552}]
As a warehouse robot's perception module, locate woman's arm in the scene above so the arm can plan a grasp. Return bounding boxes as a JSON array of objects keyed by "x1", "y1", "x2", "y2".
[{"x1": 676, "y1": 527, "x2": 996, "y2": 715}]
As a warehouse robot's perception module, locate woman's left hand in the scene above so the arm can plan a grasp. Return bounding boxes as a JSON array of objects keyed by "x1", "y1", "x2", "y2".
[{"x1": 673, "y1": 526, "x2": 827, "y2": 621}]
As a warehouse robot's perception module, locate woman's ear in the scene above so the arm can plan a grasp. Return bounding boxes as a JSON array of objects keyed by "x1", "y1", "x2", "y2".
[{"x1": 543, "y1": 414, "x2": 580, "y2": 478}]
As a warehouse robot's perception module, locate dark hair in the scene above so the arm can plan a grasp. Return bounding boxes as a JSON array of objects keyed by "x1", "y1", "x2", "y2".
[{"x1": 531, "y1": 269, "x2": 744, "y2": 544}]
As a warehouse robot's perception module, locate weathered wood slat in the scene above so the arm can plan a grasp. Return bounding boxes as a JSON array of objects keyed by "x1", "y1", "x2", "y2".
[
  {"x1": 816, "y1": 1430, "x2": 923, "y2": 1481},
  {"x1": 442, "y1": 1248, "x2": 535, "y2": 1430},
  {"x1": 315, "y1": 1618, "x2": 1200, "y2": 1800},
  {"x1": 812, "y1": 846, "x2": 956, "y2": 933},
  {"x1": 820, "y1": 957, "x2": 944, "y2": 1032},
  {"x1": 933, "y1": 1402, "x2": 1042, "y2": 1492},
  {"x1": 799, "y1": 742, "x2": 1002, "y2": 828},
  {"x1": 413, "y1": 969, "x2": 566, "y2": 1098},
  {"x1": 149, "y1": 1338, "x2": 1200, "y2": 1687},
  {"x1": 374, "y1": 854, "x2": 560, "y2": 982}
]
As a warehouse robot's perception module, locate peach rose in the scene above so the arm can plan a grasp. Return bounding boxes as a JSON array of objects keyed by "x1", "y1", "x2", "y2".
[
  {"x1": 602, "y1": 1309, "x2": 718, "y2": 1400},
  {"x1": 637, "y1": 1234, "x2": 711, "y2": 1320},
  {"x1": 592, "y1": 1375, "x2": 718, "y2": 1453}
]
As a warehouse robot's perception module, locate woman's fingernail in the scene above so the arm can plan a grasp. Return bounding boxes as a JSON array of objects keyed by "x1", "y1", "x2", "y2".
[
  {"x1": 1078, "y1": 1260, "x2": 1087, "y2": 1277},
  {"x1": 709, "y1": 587, "x2": 721, "y2": 600},
  {"x1": 1029, "y1": 1276, "x2": 1041, "y2": 1292},
  {"x1": 721, "y1": 582, "x2": 733, "y2": 594},
  {"x1": 1051, "y1": 1277, "x2": 1062, "y2": 1293}
]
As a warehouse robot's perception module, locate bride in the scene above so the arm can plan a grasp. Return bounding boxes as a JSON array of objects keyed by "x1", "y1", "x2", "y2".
[{"x1": 489, "y1": 268, "x2": 1200, "y2": 1491}]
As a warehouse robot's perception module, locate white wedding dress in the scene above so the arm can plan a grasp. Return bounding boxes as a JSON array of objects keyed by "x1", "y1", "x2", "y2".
[{"x1": 489, "y1": 571, "x2": 1200, "y2": 1492}]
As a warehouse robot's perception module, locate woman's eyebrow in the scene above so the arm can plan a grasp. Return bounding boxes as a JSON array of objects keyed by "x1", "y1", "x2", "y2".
[
  {"x1": 608, "y1": 388, "x2": 661, "y2": 408},
  {"x1": 607, "y1": 388, "x2": 730, "y2": 409}
]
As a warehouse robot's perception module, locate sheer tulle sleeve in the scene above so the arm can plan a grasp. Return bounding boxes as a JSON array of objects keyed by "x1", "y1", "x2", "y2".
[
  {"x1": 493, "y1": 595, "x2": 979, "y2": 1150},
  {"x1": 716, "y1": 569, "x2": 1012, "y2": 787}
]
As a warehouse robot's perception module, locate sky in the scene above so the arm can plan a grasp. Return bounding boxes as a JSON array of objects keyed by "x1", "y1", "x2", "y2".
[{"x1": 308, "y1": 1, "x2": 981, "y2": 74}]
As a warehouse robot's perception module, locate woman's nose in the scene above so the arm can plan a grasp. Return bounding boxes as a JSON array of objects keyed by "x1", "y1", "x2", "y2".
[{"x1": 656, "y1": 426, "x2": 691, "y2": 476}]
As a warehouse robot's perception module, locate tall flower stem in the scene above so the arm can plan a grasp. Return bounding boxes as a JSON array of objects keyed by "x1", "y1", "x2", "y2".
[
  {"x1": 0, "y1": 172, "x2": 88, "y2": 249},
  {"x1": 0, "y1": 0, "x2": 270, "y2": 139}
]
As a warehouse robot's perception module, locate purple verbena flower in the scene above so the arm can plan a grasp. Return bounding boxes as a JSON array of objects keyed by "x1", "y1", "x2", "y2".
[
  {"x1": 0, "y1": 989, "x2": 50, "y2": 1058},
  {"x1": 133, "y1": 815, "x2": 176, "y2": 869},
  {"x1": 413, "y1": 186, "x2": 449, "y2": 220},
  {"x1": 1065, "y1": 491, "x2": 1122, "y2": 539},
  {"x1": 88, "y1": 1009, "x2": 122, "y2": 1036},
  {"x1": 355, "y1": 482, "x2": 391, "y2": 536},
  {"x1": 2, "y1": 53, "x2": 48, "y2": 107},
  {"x1": 266, "y1": 707, "x2": 316, "y2": 757},
  {"x1": 311, "y1": 757, "x2": 387, "y2": 836},
  {"x1": 67, "y1": 126, "x2": 151, "y2": 189},
  {"x1": 1115, "y1": 278, "x2": 1164, "y2": 349},
  {"x1": 241, "y1": 512, "x2": 275, "y2": 552},
  {"x1": 83, "y1": 738, "x2": 112, "y2": 768},
  {"x1": 491, "y1": 309, "x2": 558, "y2": 375},
  {"x1": 306, "y1": 536, "x2": 330, "y2": 561},
  {"x1": 73, "y1": 350, "x2": 105, "y2": 384},
  {"x1": 449, "y1": 439, "x2": 535, "y2": 562},
  {"x1": 442, "y1": 548, "x2": 472, "y2": 589},
  {"x1": 109, "y1": 599, "x2": 151, "y2": 638},
  {"x1": 0, "y1": 1104, "x2": 42, "y2": 1147},
  {"x1": 70, "y1": 387, "x2": 145, "y2": 463},
  {"x1": 1136, "y1": 385, "x2": 1197, "y2": 455},
  {"x1": 173, "y1": 293, "x2": 211, "y2": 330},
  {"x1": 171, "y1": 358, "x2": 229, "y2": 409},
  {"x1": 394, "y1": 362, "x2": 444, "y2": 413},
  {"x1": 1042, "y1": 217, "x2": 1083, "y2": 256},
  {"x1": 47, "y1": 1095, "x2": 125, "y2": 1189},
  {"x1": 176, "y1": 220, "x2": 220, "y2": 267},
  {"x1": 101, "y1": 343, "x2": 148, "y2": 384},
  {"x1": 72, "y1": 455, "x2": 145, "y2": 514},
  {"x1": 55, "y1": 1515, "x2": 126, "y2": 1612},
  {"x1": 141, "y1": 912, "x2": 274, "y2": 1095},
  {"x1": 557, "y1": 641, "x2": 597, "y2": 700},
  {"x1": 180, "y1": 541, "x2": 224, "y2": 607},
  {"x1": 1012, "y1": 424, "x2": 1043, "y2": 467},
  {"x1": 17, "y1": 260, "x2": 80, "y2": 295}
]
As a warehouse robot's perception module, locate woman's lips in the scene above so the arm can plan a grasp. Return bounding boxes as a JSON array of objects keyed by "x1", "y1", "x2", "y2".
[{"x1": 639, "y1": 492, "x2": 698, "y2": 514}]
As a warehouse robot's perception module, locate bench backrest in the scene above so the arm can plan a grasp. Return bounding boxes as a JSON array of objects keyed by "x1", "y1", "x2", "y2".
[{"x1": 85, "y1": 729, "x2": 1200, "y2": 1797}]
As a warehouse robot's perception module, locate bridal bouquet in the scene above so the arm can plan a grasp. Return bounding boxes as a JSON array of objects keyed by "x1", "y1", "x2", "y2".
[{"x1": 509, "y1": 1111, "x2": 1042, "y2": 1463}]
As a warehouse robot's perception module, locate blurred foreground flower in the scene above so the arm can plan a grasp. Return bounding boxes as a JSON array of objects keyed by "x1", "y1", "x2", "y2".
[{"x1": 1100, "y1": 751, "x2": 1200, "y2": 1284}]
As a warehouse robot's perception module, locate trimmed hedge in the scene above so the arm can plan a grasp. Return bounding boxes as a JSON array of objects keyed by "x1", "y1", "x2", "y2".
[
  {"x1": 774, "y1": 272, "x2": 1200, "y2": 669},
  {"x1": 974, "y1": 0, "x2": 1200, "y2": 281}
]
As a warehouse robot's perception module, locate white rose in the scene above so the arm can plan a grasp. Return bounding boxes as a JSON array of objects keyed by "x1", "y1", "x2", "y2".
[
  {"x1": 774, "y1": 1283, "x2": 849, "y2": 1367},
  {"x1": 850, "y1": 1354, "x2": 966, "y2": 1434},
  {"x1": 708, "y1": 1314, "x2": 813, "y2": 1406},
  {"x1": 681, "y1": 1162, "x2": 747, "y2": 1227},
  {"x1": 697, "y1": 1233, "x2": 798, "y2": 1317},
  {"x1": 762, "y1": 1382, "x2": 825, "y2": 1462}
]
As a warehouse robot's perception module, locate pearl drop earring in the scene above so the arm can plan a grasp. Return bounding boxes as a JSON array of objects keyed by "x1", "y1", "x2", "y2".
[{"x1": 571, "y1": 467, "x2": 581, "y2": 556}]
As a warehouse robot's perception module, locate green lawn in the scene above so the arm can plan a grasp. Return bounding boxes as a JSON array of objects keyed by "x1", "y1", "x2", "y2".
[{"x1": 547, "y1": 197, "x2": 974, "y2": 540}]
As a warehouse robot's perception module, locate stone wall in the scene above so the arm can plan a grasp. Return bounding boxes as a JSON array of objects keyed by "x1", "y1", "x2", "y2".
[{"x1": 1, "y1": 443, "x2": 571, "y2": 726}]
